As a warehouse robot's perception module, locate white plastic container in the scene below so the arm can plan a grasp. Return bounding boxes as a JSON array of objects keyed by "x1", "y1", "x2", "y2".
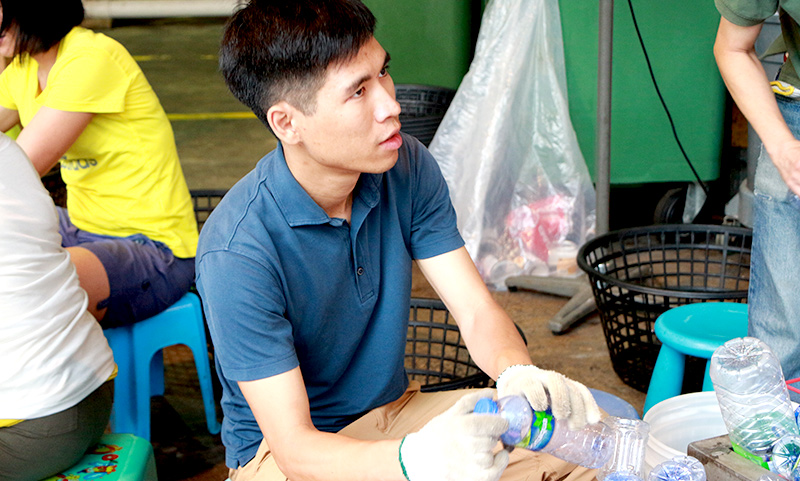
[{"x1": 642, "y1": 392, "x2": 727, "y2": 474}]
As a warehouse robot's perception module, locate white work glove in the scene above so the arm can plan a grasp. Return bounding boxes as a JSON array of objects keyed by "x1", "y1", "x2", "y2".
[
  {"x1": 399, "y1": 389, "x2": 510, "y2": 481},
  {"x1": 496, "y1": 364, "x2": 601, "y2": 431}
]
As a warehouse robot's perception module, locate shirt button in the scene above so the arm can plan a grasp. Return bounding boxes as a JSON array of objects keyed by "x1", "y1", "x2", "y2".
[{"x1": 357, "y1": 267, "x2": 364, "y2": 276}]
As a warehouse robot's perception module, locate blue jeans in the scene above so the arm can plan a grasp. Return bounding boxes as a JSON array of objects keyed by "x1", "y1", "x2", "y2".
[{"x1": 749, "y1": 94, "x2": 800, "y2": 400}]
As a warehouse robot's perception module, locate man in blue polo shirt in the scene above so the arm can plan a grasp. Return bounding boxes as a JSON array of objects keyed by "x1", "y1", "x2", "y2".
[{"x1": 196, "y1": 1, "x2": 602, "y2": 480}]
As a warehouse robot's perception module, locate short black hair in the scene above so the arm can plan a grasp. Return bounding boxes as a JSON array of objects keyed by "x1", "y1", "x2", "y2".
[
  {"x1": 0, "y1": 0, "x2": 85, "y2": 56},
  {"x1": 219, "y1": 0, "x2": 376, "y2": 131}
]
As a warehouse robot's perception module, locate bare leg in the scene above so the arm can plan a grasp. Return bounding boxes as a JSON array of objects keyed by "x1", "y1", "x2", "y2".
[{"x1": 66, "y1": 246, "x2": 110, "y2": 322}]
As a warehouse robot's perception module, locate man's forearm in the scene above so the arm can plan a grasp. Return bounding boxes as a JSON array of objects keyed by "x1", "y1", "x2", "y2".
[
  {"x1": 241, "y1": 372, "x2": 407, "y2": 481},
  {"x1": 459, "y1": 299, "x2": 532, "y2": 380},
  {"x1": 272, "y1": 429, "x2": 405, "y2": 481},
  {"x1": 714, "y1": 20, "x2": 795, "y2": 155}
]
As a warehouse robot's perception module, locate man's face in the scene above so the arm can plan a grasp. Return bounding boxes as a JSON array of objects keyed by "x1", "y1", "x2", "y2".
[{"x1": 291, "y1": 36, "x2": 402, "y2": 176}]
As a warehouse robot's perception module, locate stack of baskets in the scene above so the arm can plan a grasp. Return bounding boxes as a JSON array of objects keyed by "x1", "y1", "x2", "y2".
[
  {"x1": 578, "y1": 224, "x2": 752, "y2": 392},
  {"x1": 395, "y1": 84, "x2": 456, "y2": 147}
]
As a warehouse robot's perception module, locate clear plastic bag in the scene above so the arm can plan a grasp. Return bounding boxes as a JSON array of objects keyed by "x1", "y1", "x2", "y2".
[{"x1": 429, "y1": 0, "x2": 596, "y2": 289}]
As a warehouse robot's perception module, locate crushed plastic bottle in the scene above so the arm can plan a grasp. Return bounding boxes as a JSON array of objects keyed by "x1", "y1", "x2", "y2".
[
  {"x1": 647, "y1": 455, "x2": 706, "y2": 481},
  {"x1": 474, "y1": 395, "x2": 614, "y2": 468},
  {"x1": 598, "y1": 416, "x2": 650, "y2": 481},
  {"x1": 709, "y1": 337, "x2": 799, "y2": 465},
  {"x1": 768, "y1": 433, "x2": 800, "y2": 479},
  {"x1": 603, "y1": 473, "x2": 643, "y2": 481}
]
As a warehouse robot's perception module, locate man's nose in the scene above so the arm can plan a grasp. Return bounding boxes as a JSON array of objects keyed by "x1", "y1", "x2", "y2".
[{"x1": 375, "y1": 84, "x2": 401, "y2": 122}]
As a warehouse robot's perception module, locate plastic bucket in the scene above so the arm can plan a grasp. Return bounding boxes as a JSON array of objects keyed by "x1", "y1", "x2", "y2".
[{"x1": 642, "y1": 391, "x2": 727, "y2": 473}]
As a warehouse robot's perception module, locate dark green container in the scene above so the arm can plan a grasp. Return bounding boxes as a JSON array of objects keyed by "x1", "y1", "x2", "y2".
[{"x1": 559, "y1": 0, "x2": 726, "y2": 184}]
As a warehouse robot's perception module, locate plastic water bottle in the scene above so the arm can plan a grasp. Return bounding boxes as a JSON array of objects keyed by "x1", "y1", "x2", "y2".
[
  {"x1": 603, "y1": 474, "x2": 643, "y2": 481},
  {"x1": 474, "y1": 395, "x2": 615, "y2": 468},
  {"x1": 709, "y1": 337, "x2": 799, "y2": 464},
  {"x1": 767, "y1": 433, "x2": 800, "y2": 479},
  {"x1": 647, "y1": 455, "x2": 706, "y2": 481},
  {"x1": 598, "y1": 416, "x2": 650, "y2": 481}
]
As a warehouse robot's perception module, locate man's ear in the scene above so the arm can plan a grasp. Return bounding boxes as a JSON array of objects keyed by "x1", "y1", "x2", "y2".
[{"x1": 267, "y1": 101, "x2": 301, "y2": 144}]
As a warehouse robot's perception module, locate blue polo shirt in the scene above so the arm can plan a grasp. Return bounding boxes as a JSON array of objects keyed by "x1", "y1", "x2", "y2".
[{"x1": 195, "y1": 133, "x2": 464, "y2": 469}]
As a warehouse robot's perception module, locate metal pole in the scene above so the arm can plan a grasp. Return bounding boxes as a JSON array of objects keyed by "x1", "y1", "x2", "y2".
[{"x1": 596, "y1": 0, "x2": 613, "y2": 235}]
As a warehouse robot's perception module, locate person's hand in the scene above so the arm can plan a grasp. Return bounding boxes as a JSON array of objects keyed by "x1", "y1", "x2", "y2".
[
  {"x1": 399, "y1": 389, "x2": 510, "y2": 481},
  {"x1": 496, "y1": 364, "x2": 601, "y2": 430},
  {"x1": 770, "y1": 138, "x2": 800, "y2": 197}
]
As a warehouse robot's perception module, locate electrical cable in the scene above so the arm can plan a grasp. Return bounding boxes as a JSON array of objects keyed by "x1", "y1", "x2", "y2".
[{"x1": 626, "y1": 0, "x2": 710, "y2": 196}]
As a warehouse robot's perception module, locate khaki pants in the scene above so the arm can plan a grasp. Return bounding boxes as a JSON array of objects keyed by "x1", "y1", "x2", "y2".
[{"x1": 230, "y1": 383, "x2": 598, "y2": 481}]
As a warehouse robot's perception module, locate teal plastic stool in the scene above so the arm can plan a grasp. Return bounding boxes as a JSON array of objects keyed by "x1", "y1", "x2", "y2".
[
  {"x1": 42, "y1": 433, "x2": 157, "y2": 481},
  {"x1": 103, "y1": 292, "x2": 221, "y2": 440},
  {"x1": 642, "y1": 302, "x2": 748, "y2": 414}
]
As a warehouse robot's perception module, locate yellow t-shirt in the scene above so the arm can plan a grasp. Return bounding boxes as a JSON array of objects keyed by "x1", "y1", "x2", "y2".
[{"x1": 0, "y1": 27, "x2": 198, "y2": 258}]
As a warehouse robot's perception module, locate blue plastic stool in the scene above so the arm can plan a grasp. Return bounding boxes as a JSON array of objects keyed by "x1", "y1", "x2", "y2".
[
  {"x1": 642, "y1": 302, "x2": 748, "y2": 415},
  {"x1": 41, "y1": 433, "x2": 157, "y2": 481},
  {"x1": 103, "y1": 292, "x2": 221, "y2": 440}
]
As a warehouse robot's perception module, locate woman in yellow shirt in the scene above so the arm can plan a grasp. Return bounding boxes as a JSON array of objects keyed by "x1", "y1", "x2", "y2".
[{"x1": 0, "y1": 0, "x2": 199, "y2": 327}]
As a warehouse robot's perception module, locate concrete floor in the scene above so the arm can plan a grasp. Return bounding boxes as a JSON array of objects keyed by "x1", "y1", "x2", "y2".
[{"x1": 96, "y1": 18, "x2": 647, "y2": 481}]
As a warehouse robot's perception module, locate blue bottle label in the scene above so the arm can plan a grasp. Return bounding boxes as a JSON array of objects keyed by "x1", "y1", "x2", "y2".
[{"x1": 518, "y1": 409, "x2": 555, "y2": 451}]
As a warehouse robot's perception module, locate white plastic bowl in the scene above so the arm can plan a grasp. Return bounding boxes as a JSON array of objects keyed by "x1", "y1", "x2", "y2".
[{"x1": 642, "y1": 391, "x2": 728, "y2": 473}]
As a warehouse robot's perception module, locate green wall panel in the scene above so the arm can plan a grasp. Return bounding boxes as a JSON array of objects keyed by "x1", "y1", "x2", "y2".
[
  {"x1": 559, "y1": 0, "x2": 726, "y2": 184},
  {"x1": 363, "y1": 0, "x2": 474, "y2": 89}
]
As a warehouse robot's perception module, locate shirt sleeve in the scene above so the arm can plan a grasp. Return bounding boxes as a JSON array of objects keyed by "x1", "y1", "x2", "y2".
[
  {"x1": 408, "y1": 138, "x2": 465, "y2": 259},
  {"x1": 715, "y1": 0, "x2": 779, "y2": 26},
  {"x1": 43, "y1": 48, "x2": 129, "y2": 114},
  {"x1": 195, "y1": 248, "x2": 300, "y2": 382}
]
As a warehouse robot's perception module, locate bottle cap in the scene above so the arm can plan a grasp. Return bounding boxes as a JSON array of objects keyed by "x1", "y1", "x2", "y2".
[{"x1": 474, "y1": 398, "x2": 499, "y2": 415}]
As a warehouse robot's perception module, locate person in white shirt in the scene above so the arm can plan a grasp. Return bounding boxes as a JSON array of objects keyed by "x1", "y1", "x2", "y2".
[{"x1": 0, "y1": 133, "x2": 116, "y2": 481}]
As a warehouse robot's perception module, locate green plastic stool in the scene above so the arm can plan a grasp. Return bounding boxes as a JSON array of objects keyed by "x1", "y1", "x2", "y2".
[
  {"x1": 41, "y1": 433, "x2": 157, "y2": 481},
  {"x1": 642, "y1": 302, "x2": 748, "y2": 415}
]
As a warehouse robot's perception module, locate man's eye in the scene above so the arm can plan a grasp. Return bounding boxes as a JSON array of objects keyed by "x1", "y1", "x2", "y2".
[
  {"x1": 379, "y1": 66, "x2": 390, "y2": 77},
  {"x1": 353, "y1": 87, "x2": 365, "y2": 98}
]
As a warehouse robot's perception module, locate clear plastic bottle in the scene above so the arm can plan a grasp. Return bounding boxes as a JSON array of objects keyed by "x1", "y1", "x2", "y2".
[
  {"x1": 709, "y1": 337, "x2": 799, "y2": 463},
  {"x1": 767, "y1": 433, "x2": 800, "y2": 478},
  {"x1": 647, "y1": 456, "x2": 706, "y2": 481},
  {"x1": 474, "y1": 395, "x2": 615, "y2": 468},
  {"x1": 598, "y1": 416, "x2": 650, "y2": 481},
  {"x1": 603, "y1": 474, "x2": 643, "y2": 481}
]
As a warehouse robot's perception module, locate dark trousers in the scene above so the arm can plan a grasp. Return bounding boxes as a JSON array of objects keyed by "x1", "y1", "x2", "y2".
[{"x1": 0, "y1": 381, "x2": 114, "y2": 481}]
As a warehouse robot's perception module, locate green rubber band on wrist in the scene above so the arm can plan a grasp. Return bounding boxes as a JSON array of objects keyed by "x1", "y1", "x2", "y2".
[{"x1": 398, "y1": 436, "x2": 411, "y2": 481}]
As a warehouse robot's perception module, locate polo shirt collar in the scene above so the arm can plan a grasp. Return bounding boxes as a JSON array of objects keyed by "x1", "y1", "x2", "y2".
[{"x1": 267, "y1": 143, "x2": 383, "y2": 227}]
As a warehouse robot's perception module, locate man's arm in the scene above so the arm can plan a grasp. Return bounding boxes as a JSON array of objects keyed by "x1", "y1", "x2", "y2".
[
  {"x1": 415, "y1": 246, "x2": 530, "y2": 380},
  {"x1": 714, "y1": 16, "x2": 800, "y2": 195},
  {"x1": 239, "y1": 367, "x2": 407, "y2": 481},
  {"x1": 240, "y1": 366, "x2": 508, "y2": 481},
  {"x1": 15, "y1": 106, "x2": 93, "y2": 176},
  {"x1": 417, "y1": 246, "x2": 600, "y2": 429}
]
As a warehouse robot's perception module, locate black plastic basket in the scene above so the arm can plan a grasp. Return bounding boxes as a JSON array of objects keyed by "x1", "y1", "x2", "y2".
[
  {"x1": 396, "y1": 84, "x2": 456, "y2": 147},
  {"x1": 406, "y1": 297, "x2": 527, "y2": 392},
  {"x1": 577, "y1": 224, "x2": 752, "y2": 392},
  {"x1": 190, "y1": 189, "x2": 227, "y2": 231}
]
